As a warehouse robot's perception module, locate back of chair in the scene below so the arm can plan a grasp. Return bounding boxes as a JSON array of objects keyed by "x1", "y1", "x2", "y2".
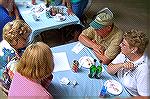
[{"x1": 83, "y1": 0, "x2": 92, "y2": 14}]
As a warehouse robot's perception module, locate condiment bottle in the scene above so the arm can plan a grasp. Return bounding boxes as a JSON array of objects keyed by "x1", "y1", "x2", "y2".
[{"x1": 95, "y1": 60, "x2": 102, "y2": 79}]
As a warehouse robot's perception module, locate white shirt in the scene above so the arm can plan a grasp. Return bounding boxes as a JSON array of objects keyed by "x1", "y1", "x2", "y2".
[{"x1": 111, "y1": 53, "x2": 150, "y2": 96}]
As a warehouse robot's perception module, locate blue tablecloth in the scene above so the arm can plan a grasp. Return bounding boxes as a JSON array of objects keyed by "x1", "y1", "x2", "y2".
[
  {"x1": 49, "y1": 42, "x2": 130, "y2": 98},
  {"x1": 15, "y1": 0, "x2": 81, "y2": 43}
]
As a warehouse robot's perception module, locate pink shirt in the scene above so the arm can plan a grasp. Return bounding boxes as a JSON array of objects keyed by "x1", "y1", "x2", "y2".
[{"x1": 8, "y1": 72, "x2": 53, "y2": 99}]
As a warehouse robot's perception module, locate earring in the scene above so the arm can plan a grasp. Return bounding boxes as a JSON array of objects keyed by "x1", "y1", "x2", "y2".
[{"x1": 131, "y1": 50, "x2": 134, "y2": 53}]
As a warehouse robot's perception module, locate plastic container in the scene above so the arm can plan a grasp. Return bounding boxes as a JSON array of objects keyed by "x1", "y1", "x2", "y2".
[
  {"x1": 72, "y1": 60, "x2": 79, "y2": 72},
  {"x1": 99, "y1": 85, "x2": 107, "y2": 98},
  {"x1": 95, "y1": 60, "x2": 102, "y2": 79},
  {"x1": 88, "y1": 65, "x2": 97, "y2": 78},
  {"x1": 95, "y1": 65, "x2": 102, "y2": 79}
]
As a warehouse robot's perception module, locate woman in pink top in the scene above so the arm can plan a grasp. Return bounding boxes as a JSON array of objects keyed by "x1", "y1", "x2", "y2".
[{"x1": 8, "y1": 42, "x2": 54, "y2": 99}]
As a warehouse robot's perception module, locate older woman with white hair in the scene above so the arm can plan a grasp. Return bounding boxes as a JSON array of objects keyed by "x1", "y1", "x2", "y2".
[
  {"x1": 107, "y1": 29, "x2": 149, "y2": 96},
  {"x1": 0, "y1": 19, "x2": 31, "y2": 94}
]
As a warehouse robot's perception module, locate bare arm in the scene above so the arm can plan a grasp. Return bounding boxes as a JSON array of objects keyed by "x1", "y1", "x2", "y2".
[
  {"x1": 79, "y1": 34, "x2": 109, "y2": 64},
  {"x1": 13, "y1": 3, "x2": 20, "y2": 19},
  {"x1": 78, "y1": 34, "x2": 96, "y2": 49},
  {"x1": 65, "y1": 0, "x2": 71, "y2": 7},
  {"x1": 62, "y1": 0, "x2": 66, "y2": 5},
  {"x1": 107, "y1": 63, "x2": 124, "y2": 75},
  {"x1": 7, "y1": 0, "x2": 20, "y2": 19},
  {"x1": 78, "y1": 34, "x2": 104, "y2": 51},
  {"x1": 62, "y1": 0, "x2": 73, "y2": 15},
  {"x1": 107, "y1": 62, "x2": 134, "y2": 75},
  {"x1": 93, "y1": 50, "x2": 111, "y2": 65}
]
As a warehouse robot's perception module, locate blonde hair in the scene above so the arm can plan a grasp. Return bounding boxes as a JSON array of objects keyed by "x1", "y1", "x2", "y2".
[
  {"x1": 3, "y1": 19, "x2": 32, "y2": 45},
  {"x1": 123, "y1": 29, "x2": 149, "y2": 54},
  {"x1": 16, "y1": 42, "x2": 54, "y2": 81}
]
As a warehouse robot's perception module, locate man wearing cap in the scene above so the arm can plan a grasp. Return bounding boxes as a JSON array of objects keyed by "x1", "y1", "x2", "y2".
[{"x1": 78, "y1": 8, "x2": 123, "y2": 65}]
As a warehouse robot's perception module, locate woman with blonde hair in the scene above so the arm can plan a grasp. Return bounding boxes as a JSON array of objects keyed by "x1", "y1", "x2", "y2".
[
  {"x1": 107, "y1": 29, "x2": 149, "y2": 96},
  {"x1": 8, "y1": 42, "x2": 54, "y2": 98},
  {"x1": 0, "y1": 19, "x2": 31, "y2": 92}
]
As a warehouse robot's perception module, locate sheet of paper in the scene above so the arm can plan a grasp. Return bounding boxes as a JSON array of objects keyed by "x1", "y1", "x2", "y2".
[
  {"x1": 53, "y1": 52, "x2": 71, "y2": 72},
  {"x1": 72, "y1": 42, "x2": 85, "y2": 54}
]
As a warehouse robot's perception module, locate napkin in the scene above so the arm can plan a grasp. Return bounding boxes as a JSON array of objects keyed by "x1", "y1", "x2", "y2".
[
  {"x1": 72, "y1": 42, "x2": 85, "y2": 54},
  {"x1": 60, "y1": 77, "x2": 70, "y2": 85},
  {"x1": 71, "y1": 80, "x2": 78, "y2": 87}
]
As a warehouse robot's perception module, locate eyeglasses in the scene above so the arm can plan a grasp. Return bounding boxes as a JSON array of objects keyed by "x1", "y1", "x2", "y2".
[{"x1": 120, "y1": 41, "x2": 130, "y2": 48}]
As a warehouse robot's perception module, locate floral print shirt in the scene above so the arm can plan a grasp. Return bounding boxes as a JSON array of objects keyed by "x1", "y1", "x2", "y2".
[{"x1": 0, "y1": 40, "x2": 19, "y2": 90}]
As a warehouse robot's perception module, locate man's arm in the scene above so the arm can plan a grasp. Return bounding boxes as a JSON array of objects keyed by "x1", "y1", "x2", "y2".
[
  {"x1": 78, "y1": 34, "x2": 104, "y2": 51},
  {"x1": 93, "y1": 50, "x2": 111, "y2": 65},
  {"x1": 79, "y1": 34, "x2": 110, "y2": 64},
  {"x1": 78, "y1": 34, "x2": 96, "y2": 49}
]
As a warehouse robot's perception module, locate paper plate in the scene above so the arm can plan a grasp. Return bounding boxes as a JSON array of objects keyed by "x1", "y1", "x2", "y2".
[
  {"x1": 54, "y1": 16, "x2": 66, "y2": 22},
  {"x1": 104, "y1": 80, "x2": 123, "y2": 95},
  {"x1": 79, "y1": 56, "x2": 94, "y2": 69}
]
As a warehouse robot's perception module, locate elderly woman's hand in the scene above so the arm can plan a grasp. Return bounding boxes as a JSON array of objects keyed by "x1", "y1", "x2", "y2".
[{"x1": 123, "y1": 61, "x2": 134, "y2": 70}]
